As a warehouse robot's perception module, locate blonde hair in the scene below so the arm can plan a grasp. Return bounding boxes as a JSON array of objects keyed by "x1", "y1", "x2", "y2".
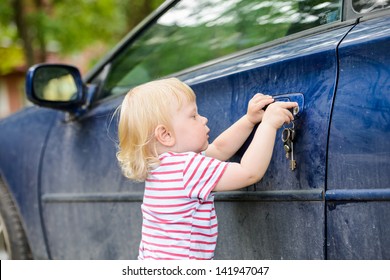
[{"x1": 116, "y1": 78, "x2": 196, "y2": 181}]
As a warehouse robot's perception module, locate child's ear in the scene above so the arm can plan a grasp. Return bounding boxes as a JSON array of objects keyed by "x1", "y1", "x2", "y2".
[{"x1": 154, "y1": 125, "x2": 175, "y2": 147}]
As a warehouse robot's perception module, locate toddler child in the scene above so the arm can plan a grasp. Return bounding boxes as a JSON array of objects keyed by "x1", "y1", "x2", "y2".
[{"x1": 117, "y1": 78, "x2": 297, "y2": 260}]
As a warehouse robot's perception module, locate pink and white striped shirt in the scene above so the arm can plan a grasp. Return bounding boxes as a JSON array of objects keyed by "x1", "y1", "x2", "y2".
[{"x1": 138, "y1": 151, "x2": 228, "y2": 260}]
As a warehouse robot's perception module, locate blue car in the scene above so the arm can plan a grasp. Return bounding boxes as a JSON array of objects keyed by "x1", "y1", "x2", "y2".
[{"x1": 0, "y1": 0, "x2": 389, "y2": 260}]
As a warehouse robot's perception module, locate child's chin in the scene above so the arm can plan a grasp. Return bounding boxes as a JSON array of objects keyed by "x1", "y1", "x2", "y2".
[{"x1": 201, "y1": 142, "x2": 209, "y2": 151}]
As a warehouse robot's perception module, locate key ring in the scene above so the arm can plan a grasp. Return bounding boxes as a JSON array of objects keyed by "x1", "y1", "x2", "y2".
[
  {"x1": 281, "y1": 128, "x2": 290, "y2": 143},
  {"x1": 281, "y1": 121, "x2": 294, "y2": 143},
  {"x1": 283, "y1": 120, "x2": 295, "y2": 130}
]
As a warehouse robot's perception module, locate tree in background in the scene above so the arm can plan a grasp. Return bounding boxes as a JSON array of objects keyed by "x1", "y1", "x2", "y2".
[{"x1": 0, "y1": 0, "x2": 164, "y2": 74}]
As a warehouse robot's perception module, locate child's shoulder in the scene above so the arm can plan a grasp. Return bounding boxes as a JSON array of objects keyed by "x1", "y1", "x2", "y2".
[
  {"x1": 159, "y1": 151, "x2": 203, "y2": 160},
  {"x1": 157, "y1": 151, "x2": 209, "y2": 167}
]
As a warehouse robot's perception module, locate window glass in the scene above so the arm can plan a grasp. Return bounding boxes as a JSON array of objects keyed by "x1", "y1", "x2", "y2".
[
  {"x1": 102, "y1": 0, "x2": 341, "y2": 97},
  {"x1": 352, "y1": 0, "x2": 389, "y2": 13}
]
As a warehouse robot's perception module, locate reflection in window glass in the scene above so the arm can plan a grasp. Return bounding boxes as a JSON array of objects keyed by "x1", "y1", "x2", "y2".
[
  {"x1": 103, "y1": 0, "x2": 341, "y2": 97},
  {"x1": 352, "y1": 0, "x2": 389, "y2": 13}
]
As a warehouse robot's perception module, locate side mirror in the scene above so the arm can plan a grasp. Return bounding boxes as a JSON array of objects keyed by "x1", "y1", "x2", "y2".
[{"x1": 26, "y1": 64, "x2": 86, "y2": 114}]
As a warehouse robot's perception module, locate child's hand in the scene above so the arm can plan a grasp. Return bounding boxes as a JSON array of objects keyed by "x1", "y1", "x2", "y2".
[
  {"x1": 246, "y1": 93, "x2": 274, "y2": 125},
  {"x1": 262, "y1": 101, "x2": 298, "y2": 129}
]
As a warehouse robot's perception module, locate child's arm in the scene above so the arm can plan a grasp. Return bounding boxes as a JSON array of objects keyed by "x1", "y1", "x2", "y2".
[
  {"x1": 213, "y1": 101, "x2": 297, "y2": 192},
  {"x1": 205, "y1": 94, "x2": 274, "y2": 161}
]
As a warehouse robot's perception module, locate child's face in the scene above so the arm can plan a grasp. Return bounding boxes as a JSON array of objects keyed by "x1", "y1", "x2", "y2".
[{"x1": 171, "y1": 100, "x2": 210, "y2": 153}]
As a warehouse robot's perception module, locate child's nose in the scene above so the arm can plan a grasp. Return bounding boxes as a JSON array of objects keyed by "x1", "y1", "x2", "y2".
[{"x1": 202, "y1": 116, "x2": 208, "y2": 124}]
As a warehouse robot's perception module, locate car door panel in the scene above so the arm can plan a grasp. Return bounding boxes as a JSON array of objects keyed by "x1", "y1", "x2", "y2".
[
  {"x1": 40, "y1": 97, "x2": 144, "y2": 259},
  {"x1": 327, "y1": 202, "x2": 390, "y2": 259},
  {"x1": 327, "y1": 15, "x2": 390, "y2": 259},
  {"x1": 189, "y1": 27, "x2": 352, "y2": 192},
  {"x1": 215, "y1": 201, "x2": 324, "y2": 259},
  {"x1": 0, "y1": 107, "x2": 58, "y2": 259},
  {"x1": 181, "y1": 27, "x2": 352, "y2": 259},
  {"x1": 42, "y1": 201, "x2": 142, "y2": 259}
]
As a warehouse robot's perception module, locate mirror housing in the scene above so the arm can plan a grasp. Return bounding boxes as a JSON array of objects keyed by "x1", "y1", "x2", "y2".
[{"x1": 26, "y1": 64, "x2": 86, "y2": 114}]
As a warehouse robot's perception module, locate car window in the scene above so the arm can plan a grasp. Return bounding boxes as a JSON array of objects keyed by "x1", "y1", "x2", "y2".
[
  {"x1": 352, "y1": 0, "x2": 390, "y2": 13},
  {"x1": 102, "y1": 0, "x2": 342, "y2": 98}
]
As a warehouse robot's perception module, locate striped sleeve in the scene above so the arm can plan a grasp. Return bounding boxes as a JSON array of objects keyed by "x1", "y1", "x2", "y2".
[{"x1": 182, "y1": 152, "x2": 228, "y2": 201}]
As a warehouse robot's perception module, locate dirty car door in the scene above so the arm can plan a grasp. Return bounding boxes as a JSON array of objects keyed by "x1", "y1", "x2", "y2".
[
  {"x1": 39, "y1": 98, "x2": 143, "y2": 259},
  {"x1": 189, "y1": 29, "x2": 348, "y2": 259},
  {"x1": 179, "y1": 3, "x2": 347, "y2": 259},
  {"x1": 327, "y1": 10, "x2": 390, "y2": 259}
]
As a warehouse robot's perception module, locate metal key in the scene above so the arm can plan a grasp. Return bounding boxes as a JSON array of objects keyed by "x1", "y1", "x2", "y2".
[
  {"x1": 282, "y1": 128, "x2": 291, "y2": 159},
  {"x1": 290, "y1": 138, "x2": 296, "y2": 171},
  {"x1": 282, "y1": 125, "x2": 297, "y2": 171},
  {"x1": 289, "y1": 127, "x2": 296, "y2": 170}
]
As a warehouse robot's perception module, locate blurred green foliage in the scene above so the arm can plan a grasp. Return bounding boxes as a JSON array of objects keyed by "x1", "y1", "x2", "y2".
[{"x1": 0, "y1": 0, "x2": 165, "y2": 75}]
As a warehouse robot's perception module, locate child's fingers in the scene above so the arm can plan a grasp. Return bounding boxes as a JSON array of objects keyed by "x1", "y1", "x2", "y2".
[
  {"x1": 279, "y1": 107, "x2": 294, "y2": 123},
  {"x1": 284, "y1": 111, "x2": 294, "y2": 123},
  {"x1": 265, "y1": 101, "x2": 297, "y2": 125},
  {"x1": 274, "y1": 101, "x2": 298, "y2": 109},
  {"x1": 251, "y1": 93, "x2": 272, "y2": 102},
  {"x1": 252, "y1": 93, "x2": 267, "y2": 98},
  {"x1": 250, "y1": 94, "x2": 274, "y2": 109},
  {"x1": 281, "y1": 102, "x2": 298, "y2": 122}
]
